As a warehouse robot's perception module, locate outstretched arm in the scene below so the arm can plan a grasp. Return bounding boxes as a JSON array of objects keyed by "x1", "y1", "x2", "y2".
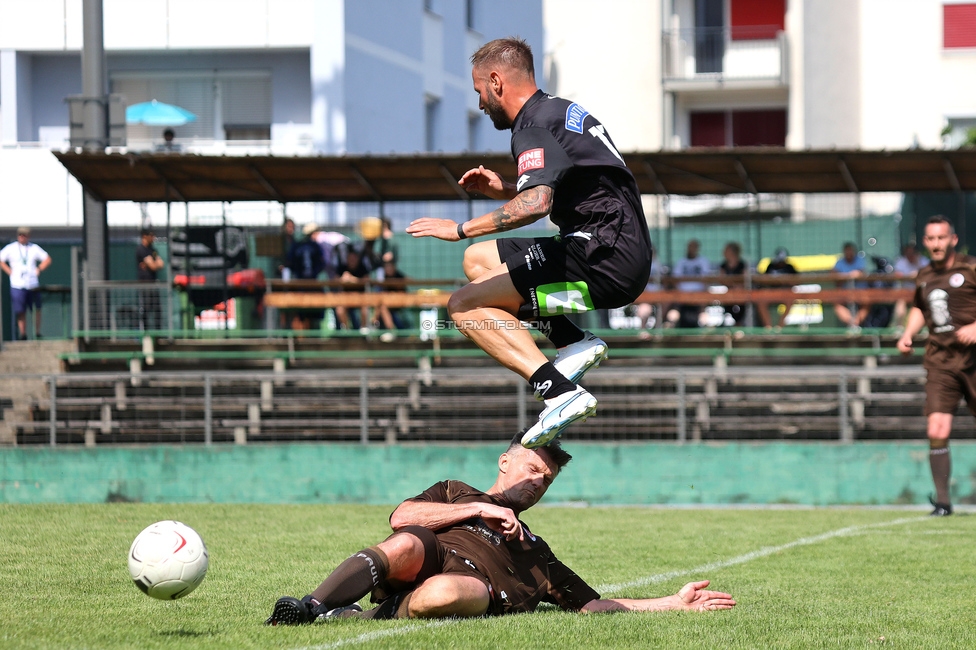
[
  {"x1": 580, "y1": 580, "x2": 736, "y2": 613},
  {"x1": 390, "y1": 499, "x2": 524, "y2": 541},
  {"x1": 406, "y1": 184, "x2": 553, "y2": 242}
]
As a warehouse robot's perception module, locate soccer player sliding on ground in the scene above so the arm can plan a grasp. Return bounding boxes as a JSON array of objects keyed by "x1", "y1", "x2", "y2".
[
  {"x1": 407, "y1": 37, "x2": 652, "y2": 448},
  {"x1": 266, "y1": 433, "x2": 734, "y2": 623}
]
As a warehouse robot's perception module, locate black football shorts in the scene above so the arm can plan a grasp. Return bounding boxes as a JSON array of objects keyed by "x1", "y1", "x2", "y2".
[{"x1": 497, "y1": 235, "x2": 646, "y2": 321}]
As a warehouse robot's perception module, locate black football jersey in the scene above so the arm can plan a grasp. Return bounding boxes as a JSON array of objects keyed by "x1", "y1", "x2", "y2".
[{"x1": 510, "y1": 90, "x2": 651, "y2": 259}]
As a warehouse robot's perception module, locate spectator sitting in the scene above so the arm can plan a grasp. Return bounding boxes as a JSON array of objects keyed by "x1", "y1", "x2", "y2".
[
  {"x1": 755, "y1": 247, "x2": 798, "y2": 330},
  {"x1": 378, "y1": 216, "x2": 398, "y2": 264},
  {"x1": 719, "y1": 241, "x2": 747, "y2": 326},
  {"x1": 892, "y1": 242, "x2": 930, "y2": 328},
  {"x1": 832, "y1": 242, "x2": 869, "y2": 328},
  {"x1": 376, "y1": 257, "x2": 410, "y2": 342},
  {"x1": 335, "y1": 243, "x2": 374, "y2": 334},
  {"x1": 635, "y1": 247, "x2": 664, "y2": 334},
  {"x1": 669, "y1": 239, "x2": 710, "y2": 328}
]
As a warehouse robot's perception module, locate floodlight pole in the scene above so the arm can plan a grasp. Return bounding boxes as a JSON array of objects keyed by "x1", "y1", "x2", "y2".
[{"x1": 81, "y1": 0, "x2": 109, "y2": 284}]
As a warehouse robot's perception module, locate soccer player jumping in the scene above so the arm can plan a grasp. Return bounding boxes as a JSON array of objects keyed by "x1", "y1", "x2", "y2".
[{"x1": 407, "y1": 37, "x2": 652, "y2": 448}]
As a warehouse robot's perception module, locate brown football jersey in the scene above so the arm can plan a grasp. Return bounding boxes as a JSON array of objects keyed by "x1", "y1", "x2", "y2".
[
  {"x1": 913, "y1": 254, "x2": 976, "y2": 369},
  {"x1": 402, "y1": 480, "x2": 600, "y2": 614}
]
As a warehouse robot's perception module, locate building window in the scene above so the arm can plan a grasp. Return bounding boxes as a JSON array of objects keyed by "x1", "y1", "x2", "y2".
[
  {"x1": 943, "y1": 117, "x2": 976, "y2": 148},
  {"x1": 224, "y1": 125, "x2": 271, "y2": 141},
  {"x1": 690, "y1": 112, "x2": 727, "y2": 146},
  {"x1": 465, "y1": 0, "x2": 477, "y2": 31},
  {"x1": 690, "y1": 109, "x2": 787, "y2": 147},
  {"x1": 944, "y1": 3, "x2": 976, "y2": 48},
  {"x1": 467, "y1": 111, "x2": 481, "y2": 151},
  {"x1": 730, "y1": 0, "x2": 786, "y2": 40},
  {"x1": 425, "y1": 96, "x2": 440, "y2": 152}
]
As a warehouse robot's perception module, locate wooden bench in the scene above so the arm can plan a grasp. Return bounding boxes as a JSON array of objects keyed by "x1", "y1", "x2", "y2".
[{"x1": 261, "y1": 286, "x2": 914, "y2": 310}]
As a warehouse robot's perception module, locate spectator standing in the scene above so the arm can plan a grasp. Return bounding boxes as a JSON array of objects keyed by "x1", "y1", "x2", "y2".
[
  {"x1": 135, "y1": 228, "x2": 166, "y2": 331},
  {"x1": 671, "y1": 239, "x2": 711, "y2": 328},
  {"x1": 892, "y1": 242, "x2": 930, "y2": 328},
  {"x1": 832, "y1": 242, "x2": 869, "y2": 328},
  {"x1": 0, "y1": 227, "x2": 52, "y2": 340},
  {"x1": 719, "y1": 241, "x2": 747, "y2": 326},
  {"x1": 278, "y1": 218, "x2": 296, "y2": 280},
  {"x1": 286, "y1": 223, "x2": 327, "y2": 330}
]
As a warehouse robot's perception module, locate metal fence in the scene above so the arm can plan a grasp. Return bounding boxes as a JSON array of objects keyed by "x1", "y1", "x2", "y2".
[
  {"x1": 10, "y1": 364, "x2": 970, "y2": 447},
  {"x1": 81, "y1": 280, "x2": 174, "y2": 337}
]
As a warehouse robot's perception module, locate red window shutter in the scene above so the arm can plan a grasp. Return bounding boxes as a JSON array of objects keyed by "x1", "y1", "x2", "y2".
[
  {"x1": 731, "y1": 110, "x2": 787, "y2": 146},
  {"x1": 730, "y1": 0, "x2": 786, "y2": 40},
  {"x1": 944, "y1": 3, "x2": 976, "y2": 48},
  {"x1": 691, "y1": 112, "x2": 727, "y2": 147}
]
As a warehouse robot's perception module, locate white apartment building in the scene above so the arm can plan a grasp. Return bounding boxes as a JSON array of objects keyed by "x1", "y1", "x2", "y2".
[
  {"x1": 544, "y1": 0, "x2": 976, "y2": 223},
  {"x1": 2, "y1": 0, "x2": 973, "y2": 230},
  {"x1": 0, "y1": 0, "x2": 542, "y2": 227}
]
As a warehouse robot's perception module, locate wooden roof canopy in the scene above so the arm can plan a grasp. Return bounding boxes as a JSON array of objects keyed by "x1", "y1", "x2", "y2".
[{"x1": 53, "y1": 148, "x2": 976, "y2": 203}]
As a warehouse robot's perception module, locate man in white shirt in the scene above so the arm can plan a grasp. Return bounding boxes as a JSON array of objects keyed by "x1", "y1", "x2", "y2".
[{"x1": 0, "y1": 227, "x2": 52, "y2": 339}]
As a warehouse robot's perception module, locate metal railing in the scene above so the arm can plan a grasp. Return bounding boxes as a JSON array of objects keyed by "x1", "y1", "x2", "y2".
[
  {"x1": 8, "y1": 364, "x2": 958, "y2": 447},
  {"x1": 662, "y1": 26, "x2": 788, "y2": 85},
  {"x1": 81, "y1": 280, "x2": 174, "y2": 340}
]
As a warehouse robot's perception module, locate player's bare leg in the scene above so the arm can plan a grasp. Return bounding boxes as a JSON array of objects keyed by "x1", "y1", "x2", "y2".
[
  {"x1": 460, "y1": 244, "x2": 606, "y2": 390},
  {"x1": 449, "y1": 264, "x2": 597, "y2": 448},
  {"x1": 406, "y1": 574, "x2": 490, "y2": 618},
  {"x1": 926, "y1": 412, "x2": 953, "y2": 515},
  {"x1": 448, "y1": 263, "x2": 548, "y2": 379},
  {"x1": 461, "y1": 240, "x2": 502, "y2": 281}
]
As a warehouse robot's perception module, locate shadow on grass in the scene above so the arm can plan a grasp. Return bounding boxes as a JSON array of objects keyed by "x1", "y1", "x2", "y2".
[{"x1": 157, "y1": 629, "x2": 216, "y2": 638}]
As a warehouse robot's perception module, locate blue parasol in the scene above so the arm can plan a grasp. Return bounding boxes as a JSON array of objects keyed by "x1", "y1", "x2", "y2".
[{"x1": 125, "y1": 100, "x2": 197, "y2": 126}]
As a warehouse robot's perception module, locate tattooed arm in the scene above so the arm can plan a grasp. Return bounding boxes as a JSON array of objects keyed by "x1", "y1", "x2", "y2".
[{"x1": 406, "y1": 185, "x2": 553, "y2": 241}]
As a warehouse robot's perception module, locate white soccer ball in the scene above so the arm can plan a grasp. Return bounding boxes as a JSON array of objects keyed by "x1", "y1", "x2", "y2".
[{"x1": 128, "y1": 520, "x2": 209, "y2": 600}]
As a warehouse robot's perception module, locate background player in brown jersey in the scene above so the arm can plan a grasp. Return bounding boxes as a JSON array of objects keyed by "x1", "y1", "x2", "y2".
[
  {"x1": 896, "y1": 216, "x2": 976, "y2": 516},
  {"x1": 266, "y1": 433, "x2": 735, "y2": 624}
]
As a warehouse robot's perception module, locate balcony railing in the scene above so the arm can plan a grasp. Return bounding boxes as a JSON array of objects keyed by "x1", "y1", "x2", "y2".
[{"x1": 662, "y1": 26, "x2": 788, "y2": 85}]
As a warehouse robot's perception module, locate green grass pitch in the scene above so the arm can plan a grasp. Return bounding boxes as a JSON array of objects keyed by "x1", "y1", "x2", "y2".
[{"x1": 1, "y1": 504, "x2": 973, "y2": 649}]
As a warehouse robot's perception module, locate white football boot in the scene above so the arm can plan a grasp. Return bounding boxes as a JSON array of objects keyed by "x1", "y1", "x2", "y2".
[
  {"x1": 534, "y1": 331, "x2": 608, "y2": 400},
  {"x1": 521, "y1": 385, "x2": 598, "y2": 449}
]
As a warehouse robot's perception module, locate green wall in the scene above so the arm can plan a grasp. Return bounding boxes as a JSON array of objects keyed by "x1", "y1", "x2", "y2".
[{"x1": 1, "y1": 442, "x2": 971, "y2": 506}]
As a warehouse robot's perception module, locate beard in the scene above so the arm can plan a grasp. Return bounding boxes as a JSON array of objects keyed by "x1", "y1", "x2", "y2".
[{"x1": 483, "y1": 94, "x2": 512, "y2": 130}]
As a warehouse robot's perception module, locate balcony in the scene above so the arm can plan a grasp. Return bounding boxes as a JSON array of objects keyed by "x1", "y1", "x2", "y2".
[{"x1": 662, "y1": 26, "x2": 789, "y2": 90}]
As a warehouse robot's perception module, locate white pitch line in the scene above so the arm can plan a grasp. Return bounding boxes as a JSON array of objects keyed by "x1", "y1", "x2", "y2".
[
  {"x1": 597, "y1": 515, "x2": 927, "y2": 594},
  {"x1": 291, "y1": 515, "x2": 926, "y2": 650},
  {"x1": 293, "y1": 620, "x2": 454, "y2": 650}
]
